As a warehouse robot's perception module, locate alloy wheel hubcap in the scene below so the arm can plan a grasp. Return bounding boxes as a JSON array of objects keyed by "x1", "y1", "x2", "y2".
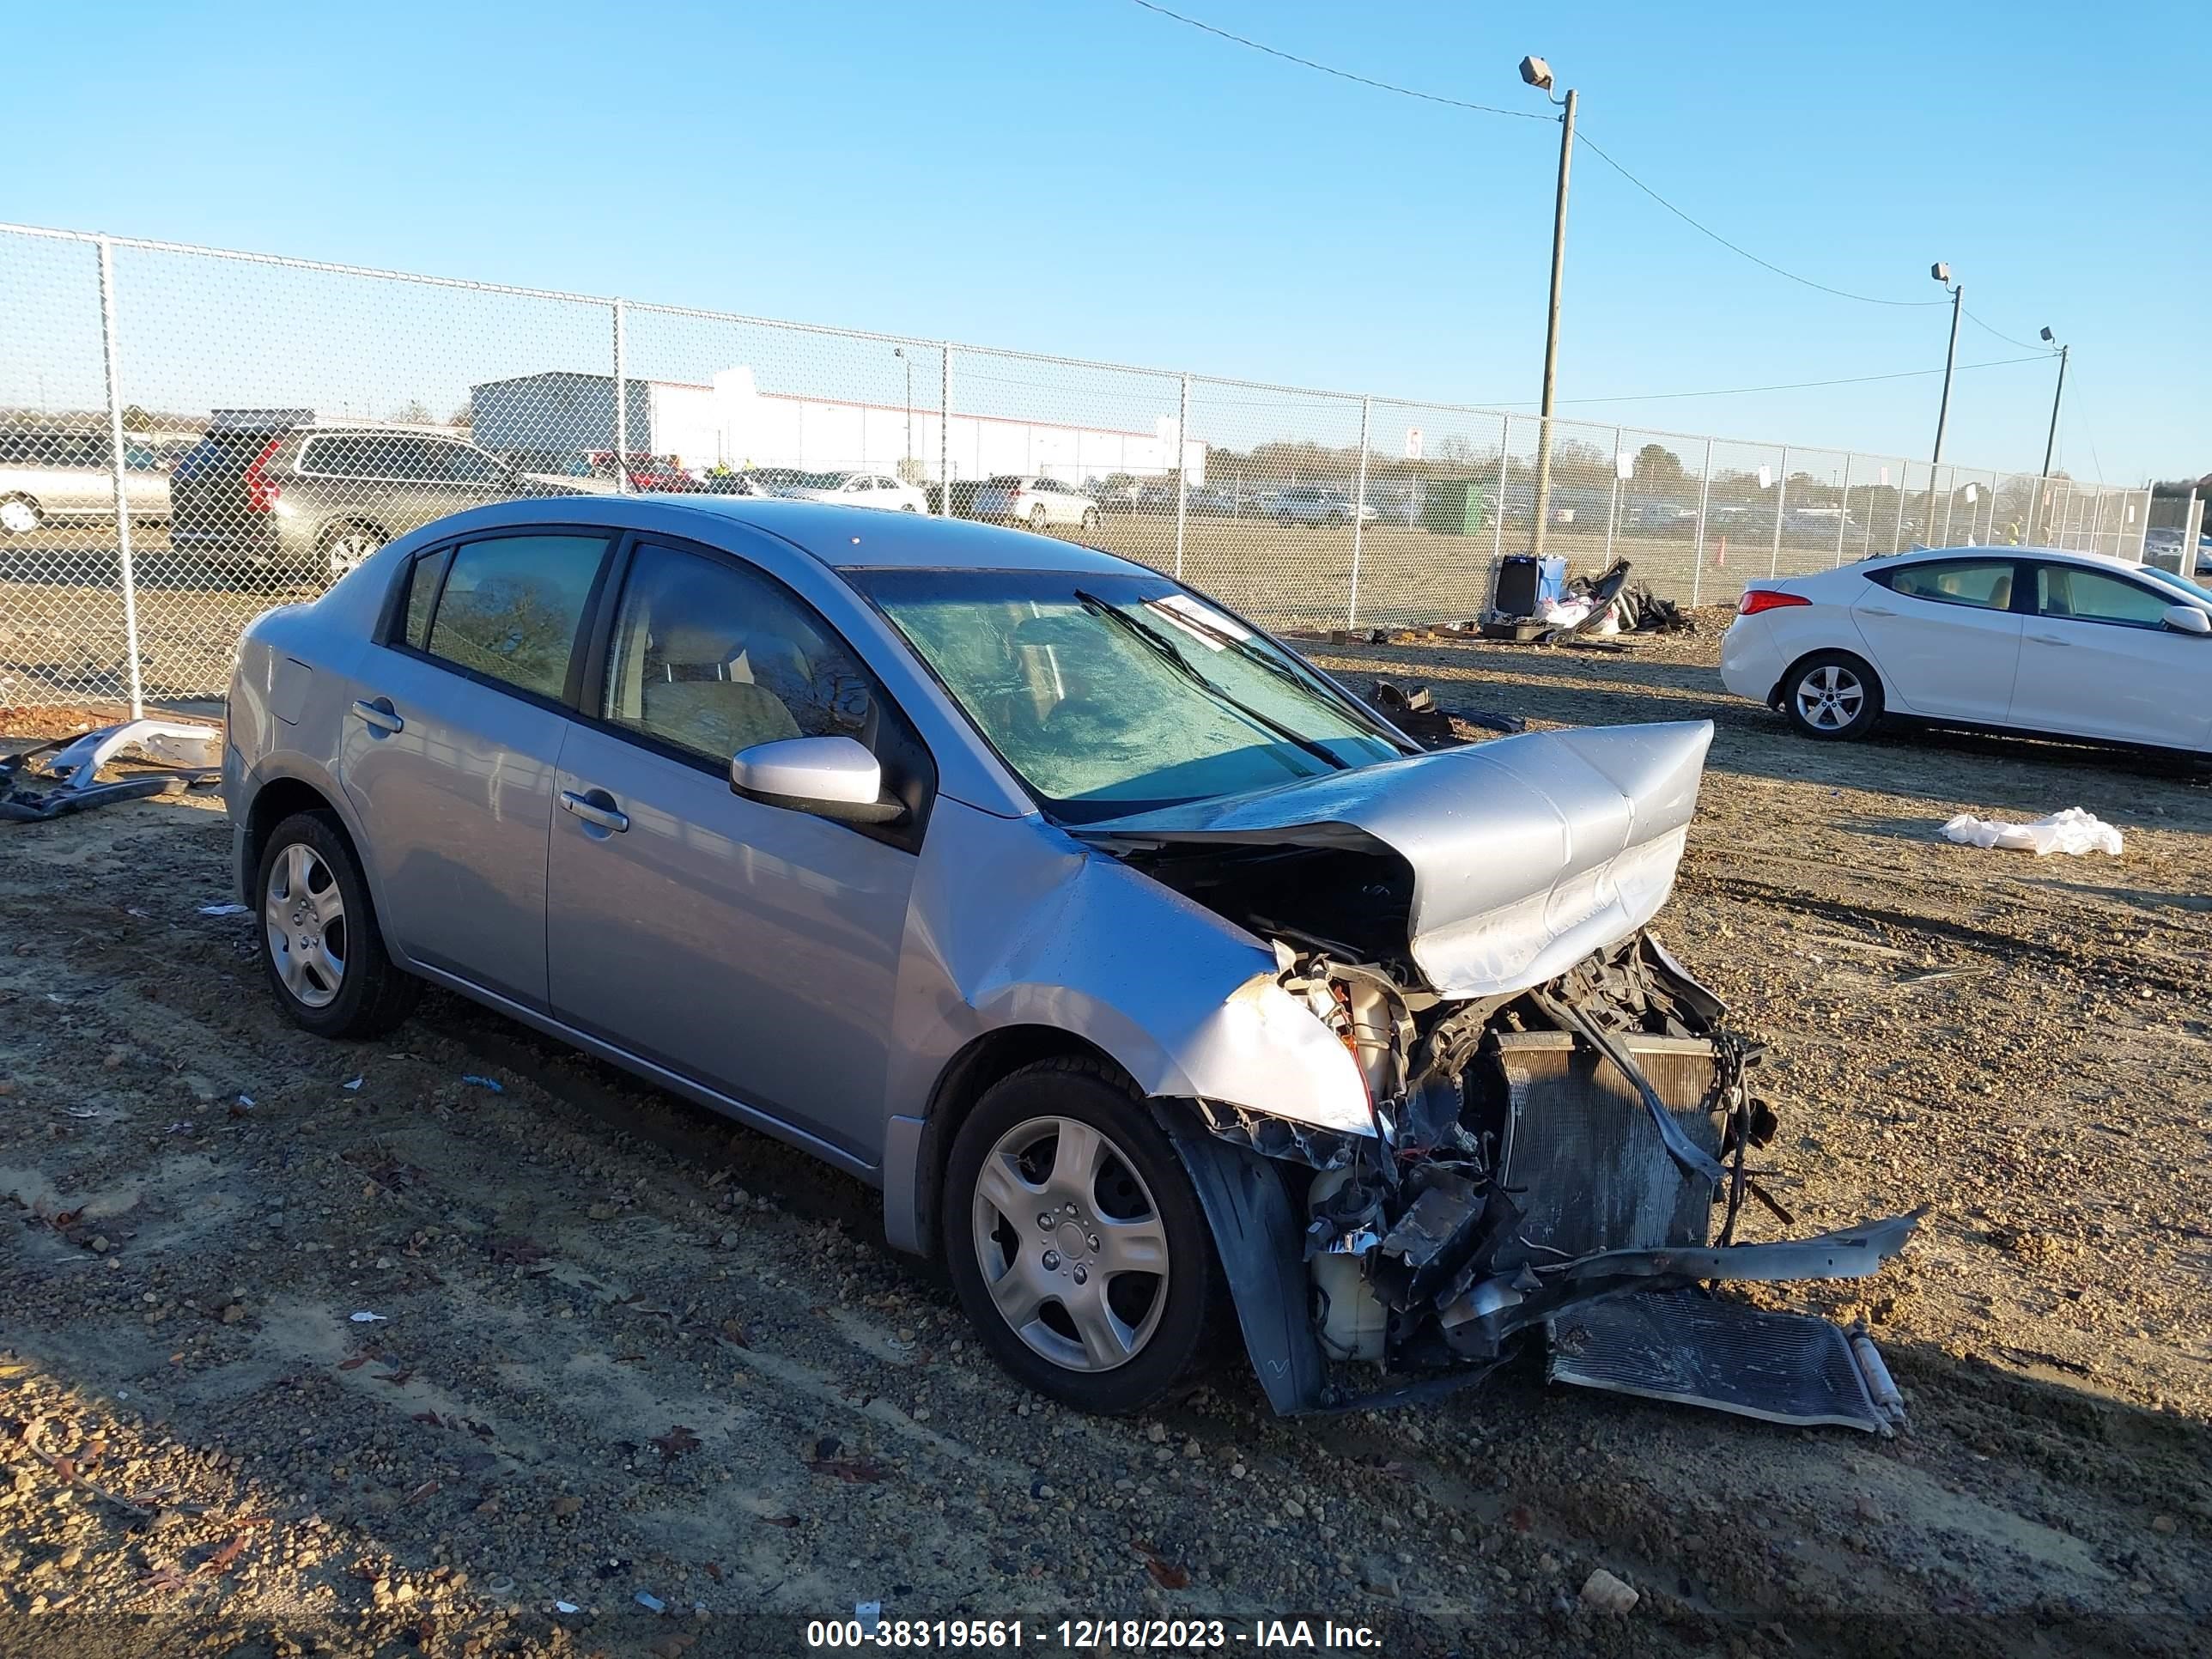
[
  {"x1": 1796, "y1": 665, "x2": 1863, "y2": 730},
  {"x1": 0, "y1": 501, "x2": 37, "y2": 533},
  {"x1": 326, "y1": 532, "x2": 380, "y2": 580},
  {"x1": 971, "y1": 1115, "x2": 1170, "y2": 1373},
  {"x1": 264, "y1": 842, "x2": 346, "y2": 1008}
]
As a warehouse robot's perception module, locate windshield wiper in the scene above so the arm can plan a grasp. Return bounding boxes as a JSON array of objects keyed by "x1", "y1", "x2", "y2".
[
  {"x1": 1073, "y1": 591, "x2": 1346, "y2": 770},
  {"x1": 1138, "y1": 597, "x2": 1400, "y2": 737}
]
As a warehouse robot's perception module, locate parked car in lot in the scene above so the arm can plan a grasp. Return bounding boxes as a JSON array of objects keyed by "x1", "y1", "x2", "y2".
[
  {"x1": 0, "y1": 427, "x2": 172, "y2": 532},
  {"x1": 971, "y1": 475, "x2": 1100, "y2": 532},
  {"x1": 771, "y1": 469, "x2": 929, "y2": 513},
  {"x1": 225, "y1": 495, "x2": 1917, "y2": 1421},
  {"x1": 2143, "y1": 526, "x2": 2212, "y2": 576},
  {"x1": 1272, "y1": 484, "x2": 1376, "y2": 526},
  {"x1": 171, "y1": 419, "x2": 582, "y2": 584},
  {"x1": 588, "y1": 452, "x2": 708, "y2": 494},
  {"x1": 1721, "y1": 544, "x2": 2212, "y2": 752}
]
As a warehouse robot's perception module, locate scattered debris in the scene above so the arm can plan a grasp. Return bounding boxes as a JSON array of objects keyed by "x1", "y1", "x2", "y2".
[
  {"x1": 198, "y1": 903, "x2": 249, "y2": 917},
  {"x1": 1942, "y1": 808, "x2": 2123, "y2": 857},
  {"x1": 342, "y1": 1077, "x2": 364, "y2": 1091},
  {"x1": 0, "y1": 720, "x2": 222, "y2": 821},
  {"x1": 854, "y1": 1600, "x2": 882, "y2": 1620},
  {"x1": 554, "y1": 1600, "x2": 580, "y2": 1614},
  {"x1": 635, "y1": 1589, "x2": 666, "y2": 1613},
  {"x1": 1363, "y1": 679, "x2": 1460, "y2": 748},
  {"x1": 348, "y1": 1311, "x2": 388, "y2": 1323},
  {"x1": 459, "y1": 1075, "x2": 504, "y2": 1093}
]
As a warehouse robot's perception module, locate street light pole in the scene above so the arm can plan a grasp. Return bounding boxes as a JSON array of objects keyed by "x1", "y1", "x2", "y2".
[
  {"x1": 1929, "y1": 265, "x2": 1962, "y2": 465},
  {"x1": 1921, "y1": 263, "x2": 1961, "y2": 544},
  {"x1": 894, "y1": 347, "x2": 912, "y2": 473},
  {"x1": 2040, "y1": 342, "x2": 2069, "y2": 481},
  {"x1": 1521, "y1": 56, "x2": 1574, "y2": 564}
]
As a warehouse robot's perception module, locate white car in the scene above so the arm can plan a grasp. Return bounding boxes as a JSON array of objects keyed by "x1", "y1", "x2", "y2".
[
  {"x1": 775, "y1": 470, "x2": 928, "y2": 514},
  {"x1": 972, "y1": 475, "x2": 1101, "y2": 532},
  {"x1": 1719, "y1": 545, "x2": 2212, "y2": 753},
  {"x1": 1273, "y1": 485, "x2": 1377, "y2": 526}
]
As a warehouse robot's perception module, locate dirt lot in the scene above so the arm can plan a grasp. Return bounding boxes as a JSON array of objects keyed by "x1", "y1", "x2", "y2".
[{"x1": 3, "y1": 619, "x2": 2208, "y2": 1658}]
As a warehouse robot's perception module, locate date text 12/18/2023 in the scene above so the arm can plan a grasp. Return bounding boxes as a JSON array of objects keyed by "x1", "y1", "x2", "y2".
[{"x1": 804, "y1": 1617, "x2": 1385, "y2": 1650}]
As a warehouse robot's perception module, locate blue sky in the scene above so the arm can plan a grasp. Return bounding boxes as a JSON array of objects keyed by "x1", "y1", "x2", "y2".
[{"x1": 3, "y1": 0, "x2": 2203, "y2": 482}]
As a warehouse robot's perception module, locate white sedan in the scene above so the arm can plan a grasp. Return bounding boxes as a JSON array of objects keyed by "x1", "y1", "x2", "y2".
[
  {"x1": 775, "y1": 470, "x2": 929, "y2": 513},
  {"x1": 1719, "y1": 545, "x2": 2212, "y2": 753}
]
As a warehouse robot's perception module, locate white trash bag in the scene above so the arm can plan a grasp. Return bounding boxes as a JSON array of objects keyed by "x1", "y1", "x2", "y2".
[{"x1": 1941, "y1": 808, "x2": 2123, "y2": 858}]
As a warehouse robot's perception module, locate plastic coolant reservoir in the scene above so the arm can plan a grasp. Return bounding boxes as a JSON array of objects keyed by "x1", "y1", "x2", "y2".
[{"x1": 1308, "y1": 1168, "x2": 1390, "y2": 1362}]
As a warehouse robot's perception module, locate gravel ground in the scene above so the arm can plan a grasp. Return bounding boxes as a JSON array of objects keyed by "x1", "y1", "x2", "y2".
[{"x1": 3, "y1": 617, "x2": 2209, "y2": 1658}]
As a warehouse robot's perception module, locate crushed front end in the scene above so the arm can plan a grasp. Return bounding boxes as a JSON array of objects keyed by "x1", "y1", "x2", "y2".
[
  {"x1": 1081, "y1": 722, "x2": 1917, "y2": 1431},
  {"x1": 1205, "y1": 929, "x2": 1916, "y2": 1430}
]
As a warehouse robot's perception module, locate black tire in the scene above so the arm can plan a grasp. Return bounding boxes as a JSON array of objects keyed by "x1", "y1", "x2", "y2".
[
  {"x1": 1080, "y1": 507, "x2": 1101, "y2": 534},
  {"x1": 1780, "y1": 648, "x2": 1884, "y2": 741},
  {"x1": 942, "y1": 1057, "x2": 1224, "y2": 1415},
  {"x1": 1028, "y1": 504, "x2": 1051, "y2": 533},
  {"x1": 254, "y1": 810, "x2": 419, "y2": 1038}
]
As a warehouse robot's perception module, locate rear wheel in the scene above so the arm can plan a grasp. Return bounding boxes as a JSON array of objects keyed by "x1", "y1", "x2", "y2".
[
  {"x1": 1028, "y1": 504, "x2": 1051, "y2": 533},
  {"x1": 1080, "y1": 507, "x2": 1101, "y2": 534},
  {"x1": 944, "y1": 1059, "x2": 1221, "y2": 1415},
  {"x1": 1782, "y1": 650, "x2": 1883, "y2": 740},
  {"x1": 255, "y1": 811, "x2": 419, "y2": 1038},
  {"x1": 315, "y1": 521, "x2": 386, "y2": 585}
]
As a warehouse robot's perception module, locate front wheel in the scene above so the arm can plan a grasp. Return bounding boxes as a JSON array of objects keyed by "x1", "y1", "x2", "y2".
[
  {"x1": 1782, "y1": 650, "x2": 1883, "y2": 740},
  {"x1": 0, "y1": 496, "x2": 41, "y2": 535},
  {"x1": 944, "y1": 1058, "x2": 1222, "y2": 1415},
  {"x1": 256, "y1": 811, "x2": 419, "y2": 1038},
  {"x1": 1028, "y1": 504, "x2": 1051, "y2": 533},
  {"x1": 1080, "y1": 507, "x2": 1101, "y2": 533}
]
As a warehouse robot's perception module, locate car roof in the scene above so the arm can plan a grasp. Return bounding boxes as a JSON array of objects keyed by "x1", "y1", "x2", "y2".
[
  {"x1": 1867, "y1": 544, "x2": 2153, "y2": 577},
  {"x1": 424, "y1": 494, "x2": 1157, "y2": 574}
]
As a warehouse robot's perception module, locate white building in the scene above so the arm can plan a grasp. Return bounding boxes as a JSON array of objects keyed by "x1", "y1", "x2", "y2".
[{"x1": 470, "y1": 368, "x2": 1205, "y2": 485}]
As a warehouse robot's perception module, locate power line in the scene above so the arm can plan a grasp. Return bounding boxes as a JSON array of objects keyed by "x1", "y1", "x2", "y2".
[
  {"x1": 1119, "y1": 1, "x2": 1548, "y2": 120},
  {"x1": 1119, "y1": 0, "x2": 1948, "y2": 309},
  {"x1": 1569, "y1": 134, "x2": 1946, "y2": 308},
  {"x1": 1534, "y1": 353, "x2": 2047, "y2": 407},
  {"x1": 1961, "y1": 308, "x2": 2050, "y2": 352}
]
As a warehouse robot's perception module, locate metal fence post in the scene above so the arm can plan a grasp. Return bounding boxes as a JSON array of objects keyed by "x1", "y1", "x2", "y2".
[
  {"x1": 611, "y1": 299, "x2": 628, "y2": 493},
  {"x1": 939, "y1": 345, "x2": 953, "y2": 515},
  {"x1": 1490, "y1": 417, "x2": 1510, "y2": 572},
  {"x1": 1603, "y1": 424, "x2": 1623, "y2": 565},
  {"x1": 1833, "y1": 453, "x2": 1851, "y2": 566},
  {"x1": 1893, "y1": 463, "x2": 1908, "y2": 555},
  {"x1": 2182, "y1": 489, "x2": 2204, "y2": 575},
  {"x1": 1347, "y1": 394, "x2": 1370, "y2": 629},
  {"x1": 1769, "y1": 445, "x2": 1789, "y2": 576},
  {"x1": 1174, "y1": 372, "x2": 1190, "y2": 578},
  {"x1": 96, "y1": 236, "x2": 145, "y2": 720},
  {"x1": 1689, "y1": 437, "x2": 1713, "y2": 610}
]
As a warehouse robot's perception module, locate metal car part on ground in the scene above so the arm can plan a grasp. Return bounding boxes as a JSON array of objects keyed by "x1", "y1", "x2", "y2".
[{"x1": 0, "y1": 719, "x2": 223, "y2": 821}]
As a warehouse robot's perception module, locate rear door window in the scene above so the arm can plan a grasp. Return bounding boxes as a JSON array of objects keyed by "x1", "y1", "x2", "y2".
[
  {"x1": 420, "y1": 533, "x2": 611, "y2": 701},
  {"x1": 1881, "y1": 558, "x2": 2017, "y2": 611}
]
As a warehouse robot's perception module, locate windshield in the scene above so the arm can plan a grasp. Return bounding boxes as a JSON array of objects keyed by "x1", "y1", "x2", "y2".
[
  {"x1": 2137, "y1": 562, "x2": 2212, "y2": 606},
  {"x1": 850, "y1": 568, "x2": 1406, "y2": 822}
]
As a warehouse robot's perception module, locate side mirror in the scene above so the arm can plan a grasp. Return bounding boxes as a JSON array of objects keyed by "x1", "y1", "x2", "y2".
[
  {"x1": 2162, "y1": 604, "x2": 2211, "y2": 636},
  {"x1": 730, "y1": 734, "x2": 903, "y2": 824}
]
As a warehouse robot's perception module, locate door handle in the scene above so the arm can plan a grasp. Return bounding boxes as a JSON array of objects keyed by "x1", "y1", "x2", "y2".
[
  {"x1": 559, "y1": 790, "x2": 630, "y2": 833},
  {"x1": 1858, "y1": 605, "x2": 1896, "y2": 617},
  {"x1": 2028, "y1": 633, "x2": 2070, "y2": 646},
  {"x1": 349, "y1": 697, "x2": 404, "y2": 734}
]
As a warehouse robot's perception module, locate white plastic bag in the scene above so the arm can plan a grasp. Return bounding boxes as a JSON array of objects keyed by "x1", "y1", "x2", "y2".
[{"x1": 1941, "y1": 808, "x2": 2123, "y2": 857}]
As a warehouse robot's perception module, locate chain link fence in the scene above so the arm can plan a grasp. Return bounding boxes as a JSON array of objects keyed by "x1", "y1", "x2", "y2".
[{"x1": 0, "y1": 221, "x2": 2152, "y2": 714}]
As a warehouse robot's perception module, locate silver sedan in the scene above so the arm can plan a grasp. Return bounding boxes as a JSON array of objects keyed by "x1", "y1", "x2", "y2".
[{"x1": 224, "y1": 496, "x2": 1914, "y2": 1423}]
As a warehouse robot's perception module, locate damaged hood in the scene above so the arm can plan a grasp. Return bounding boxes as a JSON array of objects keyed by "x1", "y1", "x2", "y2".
[{"x1": 1077, "y1": 720, "x2": 1713, "y2": 1000}]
